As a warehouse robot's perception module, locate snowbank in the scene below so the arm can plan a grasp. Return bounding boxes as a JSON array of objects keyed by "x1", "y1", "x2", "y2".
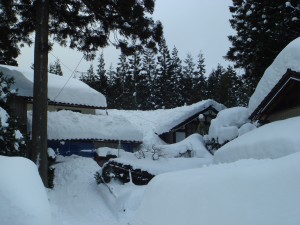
[
  {"x1": 249, "y1": 37, "x2": 300, "y2": 114},
  {"x1": 214, "y1": 116, "x2": 300, "y2": 163},
  {"x1": 133, "y1": 152, "x2": 300, "y2": 225},
  {"x1": 156, "y1": 133, "x2": 212, "y2": 158},
  {"x1": 207, "y1": 107, "x2": 252, "y2": 144},
  {"x1": 0, "y1": 64, "x2": 107, "y2": 108},
  {"x1": 0, "y1": 156, "x2": 51, "y2": 225}
]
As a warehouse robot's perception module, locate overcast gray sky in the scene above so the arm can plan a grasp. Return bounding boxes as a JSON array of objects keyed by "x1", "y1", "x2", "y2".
[{"x1": 17, "y1": 0, "x2": 234, "y2": 77}]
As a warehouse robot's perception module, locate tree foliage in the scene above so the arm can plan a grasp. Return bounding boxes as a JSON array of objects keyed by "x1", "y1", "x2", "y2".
[
  {"x1": 226, "y1": 0, "x2": 300, "y2": 90},
  {"x1": 0, "y1": 0, "x2": 163, "y2": 64}
]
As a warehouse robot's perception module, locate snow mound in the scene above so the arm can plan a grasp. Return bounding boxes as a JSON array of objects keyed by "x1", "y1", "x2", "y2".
[
  {"x1": 133, "y1": 152, "x2": 300, "y2": 225},
  {"x1": 214, "y1": 116, "x2": 300, "y2": 163},
  {"x1": 0, "y1": 156, "x2": 51, "y2": 225},
  {"x1": 207, "y1": 107, "x2": 251, "y2": 144},
  {"x1": 156, "y1": 133, "x2": 212, "y2": 158},
  {"x1": 249, "y1": 37, "x2": 300, "y2": 114}
]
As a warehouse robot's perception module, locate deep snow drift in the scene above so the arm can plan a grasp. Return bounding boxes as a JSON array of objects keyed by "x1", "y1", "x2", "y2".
[
  {"x1": 214, "y1": 116, "x2": 300, "y2": 163},
  {"x1": 0, "y1": 156, "x2": 51, "y2": 225},
  {"x1": 133, "y1": 152, "x2": 300, "y2": 225}
]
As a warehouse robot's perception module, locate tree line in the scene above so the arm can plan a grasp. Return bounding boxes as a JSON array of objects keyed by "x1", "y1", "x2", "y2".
[{"x1": 78, "y1": 39, "x2": 249, "y2": 110}]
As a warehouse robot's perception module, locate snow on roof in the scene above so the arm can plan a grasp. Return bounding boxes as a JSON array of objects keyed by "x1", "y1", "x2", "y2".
[
  {"x1": 0, "y1": 64, "x2": 107, "y2": 108},
  {"x1": 27, "y1": 110, "x2": 143, "y2": 142},
  {"x1": 106, "y1": 100, "x2": 226, "y2": 145},
  {"x1": 248, "y1": 37, "x2": 300, "y2": 115}
]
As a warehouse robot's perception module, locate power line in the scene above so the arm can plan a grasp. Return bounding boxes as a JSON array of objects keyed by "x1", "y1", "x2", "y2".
[{"x1": 53, "y1": 55, "x2": 85, "y2": 101}]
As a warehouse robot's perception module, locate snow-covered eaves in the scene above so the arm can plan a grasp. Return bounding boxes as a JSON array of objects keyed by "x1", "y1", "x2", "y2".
[
  {"x1": 107, "y1": 99, "x2": 226, "y2": 136},
  {"x1": 248, "y1": 37, "x2": 300, "y2": 115},
  {"x1": 249, "y1": 69, "x2": 300, "y2": 120},
  {"x1": 0, "y1": 65, "x2": 107, "y2": 108},
  {"x1": 27, "y1": 110, "x2": 143, "y2": 142}
]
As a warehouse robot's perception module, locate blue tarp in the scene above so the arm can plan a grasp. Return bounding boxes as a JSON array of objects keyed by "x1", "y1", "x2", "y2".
[{"x1": 48, "y1": 140, "x2": 95, "y2": 157}]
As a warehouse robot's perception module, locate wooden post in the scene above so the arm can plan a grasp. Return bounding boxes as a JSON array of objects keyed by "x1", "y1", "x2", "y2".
[{"x1": 31, "y1": 0, "x2": 49, "y2": 187}]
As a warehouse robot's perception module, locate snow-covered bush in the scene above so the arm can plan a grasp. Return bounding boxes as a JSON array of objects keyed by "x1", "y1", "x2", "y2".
[
  {"x1": 155, "y1": 134, "x2": 212, "y2": 158},
  {"x1": 205, "y1": 107, "x2": 256, "y2": 151},
  {"x1": 0, "y1": 72, "x2": 27, "y2": 157}
]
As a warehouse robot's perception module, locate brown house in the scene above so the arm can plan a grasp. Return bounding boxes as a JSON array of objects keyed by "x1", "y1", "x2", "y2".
[
  {"x1": 249, "y1": 69, "x2": 300, "y2": 123},
  {"x1": 159, "y1": 105, "x2": 221, "y2": 144}
]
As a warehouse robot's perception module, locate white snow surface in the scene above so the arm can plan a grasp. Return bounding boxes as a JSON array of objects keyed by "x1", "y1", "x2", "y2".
[
  {"x1": 96, "y1": 147, "x2": 125, "y2": 157},
  {"x1": 155, "y1": 133, "x2": 212, "y2": 158},
  {"x1": 0, "y1": 107, "x2": 8, "y2": 127},
  {"x1": 111, "y1": 150, "x2": 212, "y2": 176},
  {"x1": 0, "y1": 64, "x2": 107, "y2": 108},
  {"x1": 27, "y1": 110, "x2": 143, "y2": 142},
  {"x1": 208, "y1": 107, "x2": 251, "y2": 144},
  {"x1": 214, "y1": 116, "x2": 300, "y2": 163},
  {"x1": 0, "y1": 156, "x2": 51, "y2": 225},
  {"x1": 133, "y1": 152, "x2": 300, "y2": 225},
  {"x1": 248, "y1": 37, "x2": 300, "y2": 114},
  {"x1": 104, "y1": 99, "x2": 226, "y2": 146}
]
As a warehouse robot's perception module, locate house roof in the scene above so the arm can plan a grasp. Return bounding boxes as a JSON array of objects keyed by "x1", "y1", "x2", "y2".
[
  {"x1": 0, "y1": 65, "x2": 107, "y2": 108},
  {"x1": 106, "y1": 99, "x2": 226, "y2": 136},
  {"x1": 248, "y1": 37, "x2": 300, "y2": 116},
  {"x1": 250, "y1": 70, "x2": 300, "y2": 120},
  {"x1": 27, "y1": 110, "x2": 143, "y2": 142}
]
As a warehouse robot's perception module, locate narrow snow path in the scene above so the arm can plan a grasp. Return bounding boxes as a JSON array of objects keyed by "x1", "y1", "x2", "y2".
[{"x1": 47, "y1": 156, "x2": 122, "y2": 225}]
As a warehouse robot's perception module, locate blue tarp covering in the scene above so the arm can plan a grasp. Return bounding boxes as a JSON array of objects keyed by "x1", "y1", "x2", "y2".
[{"x1": 48, "y1": 140, "x2": 95, "y2": 157}]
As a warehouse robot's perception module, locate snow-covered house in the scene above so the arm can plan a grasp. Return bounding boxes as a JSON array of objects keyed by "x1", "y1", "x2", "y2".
[
  {"x1": 27, "y1": 110, "x2": 143, "y2": 157},
  {"x1": 249, "y1": 37, "x2": 300, "y2": 122},
  {"x1": 157, "y1": 100, "x2": 226, "y2": 144},
  {"x1": 0, "y1": 64, "x2": 107, "y2": 133},
  {"x1": 108, "y1": 100, "x2": 226, "y2": 145}
]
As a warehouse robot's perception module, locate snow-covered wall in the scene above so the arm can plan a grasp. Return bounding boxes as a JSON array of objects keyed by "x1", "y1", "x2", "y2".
[
  {"x1": 0, "y1": 65, "x2": 107, "y2": 108},
  {"x1": 248, "y1": 37, "x2": 300, "y2": 115}
]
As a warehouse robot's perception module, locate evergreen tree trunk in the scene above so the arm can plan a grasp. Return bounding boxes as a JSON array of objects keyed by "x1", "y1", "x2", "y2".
[{"x1": 31, "y1": 0, "x2": 49, "y2": 187}]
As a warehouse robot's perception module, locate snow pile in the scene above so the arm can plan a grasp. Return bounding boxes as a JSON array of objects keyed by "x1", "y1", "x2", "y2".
[
  {"x1": 207, "y1": 107, "x2": 253, "y2": 144},
  {"x1": 0, "y1": 64, "x2": 107, "y2": 108},
  {"x1": 27, "y1": 110, "x2": 143, "y2": 142},
  {"x1": 214, "y1": 116, "x2": 300, "y2": 163},
  {"x1": 155, "y1": 133, "x2": 212, "y2": 158},
  {"x1": 249, "y1": 37, "x2": 300, "y2": 114},
  {"x1": 105, "y1": 99, "x2": 226, "y2": 146},
  {"x1": 0, "y1": 156, "x2": 51, "y2": 225},
  {"x1": 133, "y1": 152, "x2": 300, "y2": 225}
]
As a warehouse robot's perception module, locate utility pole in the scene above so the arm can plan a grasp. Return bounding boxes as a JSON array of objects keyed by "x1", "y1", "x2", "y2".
[{"x1": 31, "y1": 0, "x2": 49, "y2": 187}]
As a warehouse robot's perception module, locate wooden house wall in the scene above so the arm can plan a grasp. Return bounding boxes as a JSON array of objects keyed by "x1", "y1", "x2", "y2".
[
  {"x1": 267, "y1": 106, "x2": 300, "y2": 122},
  {"x1": 8, "y1": 96, "x2": 28, "y2": 134}
]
